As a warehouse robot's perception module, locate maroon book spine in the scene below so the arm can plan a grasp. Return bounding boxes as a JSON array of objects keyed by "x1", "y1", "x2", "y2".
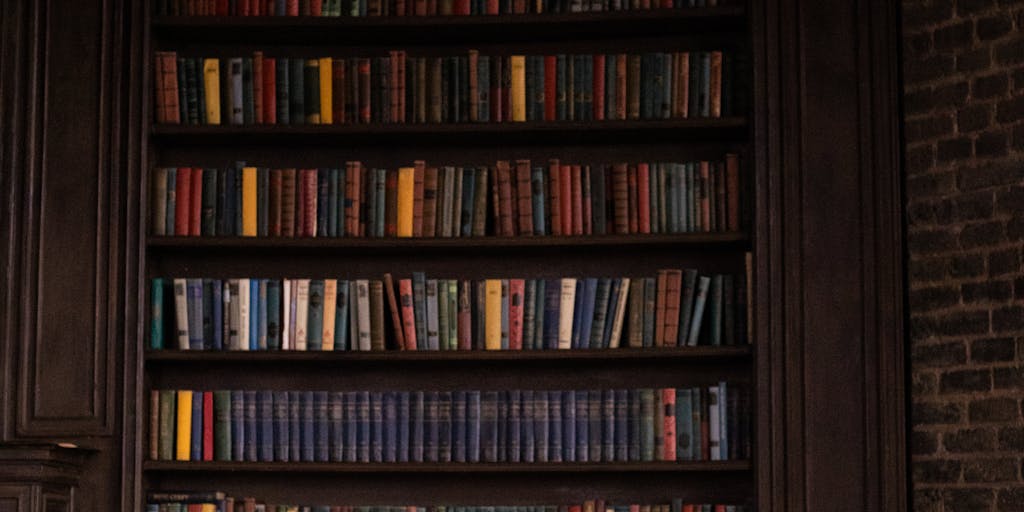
[
  {"x1": 611, "y1": 163, "x2": 629, "y2": 234},
  {"x1": 496, "y1": 160, "x2": 515, "y2": 236},
  {"x1": 333, "y1": 58, "x2": 346, "y2": 124},
  {"x1": 627, "y1": 164, "x2": 638, "y2": 234},
  {"x1": 383, "y1": 273, "x2": 406, "y2": 350},
  {"x1": 174, "y1": 167, "x2": 191, "y2": 236},
  {"x1": 190, "y1": 167, "x2": 202, "y2": 236},
  {"x1": 358, "y1": 59, "x2": 372, "y2": 124},
  {"x1": 281, "y1": 168, "x2": 296, "y2": 237},
  {"x1": 253, "y1": 52, "x2": 264, "y2": 124},
  {"x1": 269, "y1": 169, "x2": 282, "y2": 236},
  {"x1": 263, "y1": 57, "x2": 277, "y2": 124},
  {"x1": 593, "y1": 54, "x2": 605, "y2": 121},
  {"x1": 515, "y1": 159, "x2": 533, "y2": 236},
  {"x1": 571, "y1": 165, "x2": 583, "y2": 236},
  {"x1": 303, "y1": 169, "x2": 318, "y2": 237},
  {"x1": 559, "y1": 164, "x2": 572, "y2": 236},
  {"x1": 548, "y1": 159, "x2": 562, "y2": 236}
]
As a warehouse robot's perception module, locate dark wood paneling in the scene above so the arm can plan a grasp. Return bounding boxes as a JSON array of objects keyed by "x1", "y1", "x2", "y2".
[
  {"x1": 0, "y1": 487, "x2": 29, "y2": 512},
  {"x1": 12, "y1": 0, "x2": 119, "y2": 437}
]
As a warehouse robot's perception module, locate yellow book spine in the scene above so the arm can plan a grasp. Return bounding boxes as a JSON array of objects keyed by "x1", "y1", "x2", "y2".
[
  {"x1": 201, "y1": 505, "x2": 216, "y2": 512},
  {"x1": 202, "y1": 59, "x2": 221, "y2": 125},
  {"x1": 396, "y1": 167, "x2": 415, "y2": 237},
  {"x1": 510, "y1": 55, "x2": 526, "y2": 122},
  {"x1": 484, "y1": 279, "x2": 502, "y2": 350},
  {"x1": 322, "y1": 279, "x2": 337, "y2": 350},
  {"x1": 242, "y1": 167, "x2": 258, "y2": 236},
  {"x1": 175, "y1": 390, "x2": 193, "y2": 461},
  {"x1": 319, "y1": 57, "x2": 333, "y2": 124}
]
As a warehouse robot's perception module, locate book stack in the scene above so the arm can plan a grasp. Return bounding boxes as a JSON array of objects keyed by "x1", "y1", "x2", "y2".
[
  {"x1": 149, "y1": 385, "x2": 751, "y2": 462},
  {"x1": 149, "y1": 269, "x2": 749, "y2": 351},
  {"x1": 153, "y1": 0, "x2": 732, "y2": 17},
  {"x1": 152, "y1": 50, "x2": 745, "y2": 125},
  {"x1": 150, "y1": 157, "x2": 741, "y2": 238},
  {"x1": 147, "y1": 495, "x2": 751, "y2": 512}
]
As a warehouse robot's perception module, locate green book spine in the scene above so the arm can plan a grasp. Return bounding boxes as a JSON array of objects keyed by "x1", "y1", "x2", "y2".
[
  {"x1": 150, "y1": 278, "x2": 164, "y2": 349},
  {"x1": 242, "y1": 58, "x2": 255, "y2": 125},
  {"x1": 307, "y1": 279, "x2": 325, "y2": 350},
  {"x1": 201, "y1": 168, "x2": 217, "y2": 236},
  {"x1": 158, "y1": 389, "x2": 176, "y2": 460},
  {"x1": 258, "y1": 167, "x2": 270, "y2": 237},
  {"x1": 305, "y1": 59, "x2": 321, "y2": 124},
  {"x1": 437, "y1": 279, "x2": 450, "y2": 351},
  {"x1": 290, "y1": 58, "x2": 305, "y2": 125},
  {"x1": 213, "y1": 390, "x2": 232, "y2": 461}
]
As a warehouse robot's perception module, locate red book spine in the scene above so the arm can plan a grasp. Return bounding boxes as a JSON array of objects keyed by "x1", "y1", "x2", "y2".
[
  {"x1": 457, "y1": 280, "x2": 472, "y2": 350},
  {"x1": 662, "y1": 388, "x2": 676, "y2": 460},
  {"x1": 239, "y1": 0, "x2": 251, "y2": 14},
  {"x1": 638, "y1": 163, "x2": 650, "y2": 233},
  {"x1": 303, "y1": 169, "x2": 318, "y2": 237},
  {"x1": 287, "y1": 0, "x2": 299, "y2": 15},
  {"x1": 311, "y1": 0, "x2": 323, "y2": 15},
  {"x1": 358, "y1": 59, "x2": 371, "y2": 124},
  {"x1": 202, "y1": 391, "x2": 214, "y2": 460},
  {"x1": 216, "y1": 0, "x2": 229, "y2": 15},
  {"x1": 383, "y1": 273, "x2": 405, "y2": 350},
  {"x1": 548, "y1": 159, "x2": 562, "y2": 236},
  {"x1": 412, "y1": 160, "x2": 425, "y2": 236},
  {"x1": 414, "y1": 0, "x2": 427, "y2": 15},
  {"x1": 251, "y1": 0, "x2": 261, "y2": 15},
  {"x1": 615, "y1": 54, "x2": 627, "y2": 121},
  {"x1": 725, "y1": 154, "x2": 740, "y2": 231},
  {"x1": 490, "y1": 58, "x2": 503, "y2": 123},
  {"x1": 385, "y1": 170, "x2": 398, "y2": 236},
  {"x1": 486, "y1": 0, "x2": 498, "y2": 13},
  {"x1": 281, "y1": 169, "x2": 296, "y2": 237},
  {"x1": 582, "y1": 165, "x2": 592, "y2": 235},
  {"x1": 593, "y1": 54, "x2": 605, "y2": 121},
  {"x1": 678, "y1": 52, "x2": 690, "y2": 119},
  {"x1": 496, "y1": 161, "x2": 515, "y2": 236},
  {"x1": 454, "y1": 0, "x2": 470, "y2": 14},
  {"x1": 398, "y1": 279, "x2": 417, "y2": 350},
  {"x1": 654, "y1": 270, "x2": 666, "y2": 346},
  {"x1": 611, "y1": 163, "x2": 628, "y2": 234},
  {"x1": 559, "y1": 164, "x2": 571, "y2": 236},
  {"x1": 263, "y1": 58, "x2": 277, "y2": 124},
  {"x1": 700, "y1": 161, "x2": 711, "y2": 232},
  {"x1": 515, "y1": 159, "x2": 533, "y2": 236},
  {"x1": 333, "y1": 59, "x2": 346, "y2": 124},
  {"x1": 627, "y1": 165, "x2": 638, "y2": 234},
  {"x1": 422, "y1": 166, "x2": 438, "y2": 237},
  {"x1": 249, "y1": 55, "x2": 263, "y2": 124},
  {"x1": 296, "y1": 168, "x2": 307, "y2": 236},
  {"x1": 269, "y1": 169, "x2": 282, "y2": 236},
  {"x1": 396, "y1": 0, "x2": 407, "y2": 16},
  {"x1": 190, "y1": 167, "x2": 202, "y2": 236},
  {"x1": 508, "y1": 279, "x2": 524, "y2": 350},
  {"x1": 174, "y1": 167, "x2": 191, "y2": 236},
  {"x1": 544, "y1": 56, "x2": 557, "y2": 121},
  {"x1": 571, "y1": 165, "x2": 583, "y2": 236},
  {"x1": 427, "y1": 0, "x2": 437, "y2": 15}
]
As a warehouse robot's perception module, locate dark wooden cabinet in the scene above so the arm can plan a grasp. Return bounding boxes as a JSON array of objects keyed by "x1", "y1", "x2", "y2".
[{"x1": 0, "y1": 1, "x2": 907, "y2": 511}]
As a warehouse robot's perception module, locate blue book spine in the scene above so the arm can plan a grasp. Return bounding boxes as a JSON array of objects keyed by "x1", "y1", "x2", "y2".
[
  {"x1": 328, "y1": 168, "x2": 340, "y2": 237},
  {"x1": 520, "y1": 390, "x2": 534, "y2": 463},
  {"x1": 507, "y1": 389, "x2": 521, "y2": 463},
  {"x1": 461, "y1": 170, "x2": 475, "y2": 237},
  {"x1": 676, "y1": 388, "x2": 693, "y2": 460},
  {"x1": 496, "y1": 390, "x2": 508, "y2": 461},
  {"x1": 588, "y1": 390, "x2": 603, "y2": 461},
  {"x1": 570, "y1": 280, "x2": 585, "y2": 349},
  {"x1": 481, "y1": 391, "x2": 498, "y2": 462},
  {"x1": 335, "y1": 280, "x2": 349, "y2": 350},
  {"x1": 578, "y1": 278, "x2": 598, "y2": 349},
  {"x1": 276, "y1": 0, "x2": 286, "y2": 16},
  {"x1": 190, "y1": 390, "x2": 202, "y2": 461},
  {"x1": 150, "y1": 278, "x2": 164, "y2": 350},
  {"x1": 614, "y1": 389, "x2": 628, "y2": 461},
  {"x1": 397, "y1": 392, "x2": 410, "y2": 462},
  {"x1": 186, "y1": 279, "x2": 204, "y2": 350},
  {"x1": 273, "y1": 390, "x2": 290, "y2": 462},
  {"x1": 548, "y1": 391, "x2": 562, "y2": 462},
  {"x1": 534, "y1": 391, "x2": 549, "y2": 462},
  {"x1": 266, "y1": 280, "x2": 280, "y2": 350},
  {"x1": 533, "y1": 279, "x2": 546, "y2": 350},
  {"x1": 719, "y1": 382, "x2": 728, "y2": 460},
  {"x1": 543, "y1": 278, "x2": 561, "y2": 349},
  {"x1": 466, "y1": 391, "x2": 481, "y2": 462},
  {"x1": 258, "y1": 390, "x2": 274, "y2": 461},
  {"x1": 336, "y1": 166, "x2": 346, "y2": 237},
  {"x1": 575, "y1": 390, "x2": 588, "y2": 462},
  {"x1": 211, "y1": 279, "x2": 223, "y2": 350},
  {"x1": 424, "y1": 391, "x2": 439, "y2": 462},
  {"x1": 383, "y1": 392, "x2": 398, "y2": 462},
  {"x1": 452, "y1": 390, "x2": 467, "y2": 462},
  {"x1": 437, "y1": 391, "x2": 453, "y2": 462},
  {"x1": 329, "y1": 392, "x2": 344, "y2": 461},
  {"x1": 628, "y1": 389, "x2": 641, "y2": 461},
  {"x1": 231, "y1": 390, "x2": 245, "y2": 462},
  {"x1": 601, "y1": 279, "x2": 622, "y2": 349},
  {"x1": 257, "y1": 279, "x2": 268, "y2": 350},
  {"x1": 370, "y1": 391, "x2": 384, "y2": 462},
  {"x1": 307, "y1": 280, "x2": 325, "y2": 351},
  {"x1": 244, "y1": 390, "x2": 258, "y2": 461},
  {"x1": 315, "y1": 391, "x2": 330, "y2": 462},
  {"x1": 562, "y1": 390, "x2": 576, "y2": 462},
  {"x1": 249, "y1": 279, "x2": 259, "y2": 350},
  {"x1": 602, "y1": 389, "x2": 615, "y2": 461},
  {"x1": 530, "y1": 167, "x2": 546, "y2": 236},
  {"x1": 411, "y1": 391, "x2": 425, "y2": 462},
  {"x1": 289, "y1": 391, "x2": 302, "y2": 461},
  {"x1": 412, "y1": 272, "x2": 427, "y2": 349},
  {"x1": 356, "y1": 391, "x2": 370, "y2": 462},
  {"x1": 202, "y1": 280, "x2": 215, "y2": 350},
  {"x1": 301, "y1": 391, "x2": 315, "y2": 462},
  {"x1": 343, "y1": 391, "x2": 357, "y2": 462}
]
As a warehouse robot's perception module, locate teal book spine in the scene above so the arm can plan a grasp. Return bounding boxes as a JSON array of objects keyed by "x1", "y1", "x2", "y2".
[
  {"x1": 678, "y1": 269, "x2": 699, "y2": 346},
  {"x1": 437, "y1": 280, "x2": 450, "y2": 351},
  {"x1": 676, "y1": 388, "x2": 693, "y2": 460},
  {"x1": 242, "y1": 58, "x2": 255, "y2": 125},
  {"x1": 307, "y1": 279, "x2": 324, "y2": 350},
  {"x1": 305, "y1": 59, "x2": 321, "y2": 124},
  {"x1": 425, "y1": 279, "x2": 440, "y2": 351},
  {"x1": 257, "y1": 279, "x2": 268, "y2": 350},
  {"x1": 334, "y1": 280, "x2": 349, "y2": 350},
  {"x1": 150, "y1": 278, "x2": 164, "y2": 349},
  {"x1": 522, "y1": 280, "x2": 537, "y2": 350},
  {"x1": 710, "y1": 275, "x2": 723, "y2": 346},
  {"x1": 412, "y1": 272, "x2": 427, "y2": 349},
  {"x1": 686, "y1": 275, "x2": 711, "y2": 346},
  {"x1": 267, "y1": 279, "x2": 281, "y2": 350},
  {"x1": 258, "y1": 167, "x2": 269, "y2": 236}
]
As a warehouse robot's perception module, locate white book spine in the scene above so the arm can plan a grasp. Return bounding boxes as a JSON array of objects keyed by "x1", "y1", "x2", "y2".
[
  {"x1": 356, "y1": 280, "x2": 371, "y2": 351},
  {"x1": 238, "y1": 278, "x2": 250, "y2": 351},
  {"x1": 322, "y1": 279, "x2": 337, "y2": 350},
  {"x1": 708, "y1": 385, "x2": 722, "y2": 461},
  {"x1": 228, "y1": 279, "x2": 240, "y2": 350},
  {"x1": 295, "y1": 279, "x2": 310, "y2": 351},
  {"x1": 608, "y1": 277, "x2": 631, "y2": 348},
  {"x1": 557, "y1": 278, "x2": 577, "y2": 349},
  {"x1": 282, "y1": 279, "x2": 291, "y2": 350},
  {"x1": 172, "y1": 278, "x2": 189, "y2": 350}
]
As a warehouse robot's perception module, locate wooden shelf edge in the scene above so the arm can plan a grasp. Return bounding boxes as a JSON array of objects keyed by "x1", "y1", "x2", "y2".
[
  {"x1": 146, "y1": 232, "x2": 750, "y2": 251},
  {"x1": 144, "y1": 346, "x2": 752, "y2": 363},
  {"x1": 142, "y1": 460, "x2": 752, "y2": 473}
]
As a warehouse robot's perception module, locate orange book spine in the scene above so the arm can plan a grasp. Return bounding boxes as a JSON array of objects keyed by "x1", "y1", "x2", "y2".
[
  {"x1": 398, "y1": 279, "x2": 417, "y2": 350},
  {"x1": 662, "y1": 389, "x2": 676, "y2": 460},
  {"x1": 709, "y1": 51, "x2": 723, "y2": 118}
]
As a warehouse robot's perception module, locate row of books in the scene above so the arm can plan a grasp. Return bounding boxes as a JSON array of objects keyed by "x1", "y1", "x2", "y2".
[
  {"x1": 148, "y1": 497, "x2": 749, "y2": 512},
  {"x1": 150, "y1": 385, "x2": 750, "y2": 463},
  {"x1": 153, "y1": 51, "x2": 743, "y2": 125},
  {"x1": 154, "y1": 0, "x2": 729, "y2": 17},
  {"x1": 149, "y1": 269, "x2": 750, "y2": 351},
  {"x1": 150, "y1": 157, "x2": 741, "y2": 238}
]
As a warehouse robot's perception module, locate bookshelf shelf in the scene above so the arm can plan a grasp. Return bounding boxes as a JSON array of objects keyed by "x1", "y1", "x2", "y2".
[
  {"x1": 144, "y1": 346, "x2": 752, "y2": 363},
  {"x1": 150, "y1": 118, "x2": 748, "y2": 146},
  {"x1": 146, "y1": 232, "x2": 750, "y2": 251},
  {"x1": 142, "y1": 460, "x2": 752, "y2": 473},
  {"x1": 151, "y1": 7, "x2": 746, "y2": 44}
]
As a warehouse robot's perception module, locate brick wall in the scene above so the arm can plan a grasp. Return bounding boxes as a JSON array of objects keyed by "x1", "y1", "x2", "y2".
[{"x1": 903, "y1": 0, "x2": 1024, "y2": 510}]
